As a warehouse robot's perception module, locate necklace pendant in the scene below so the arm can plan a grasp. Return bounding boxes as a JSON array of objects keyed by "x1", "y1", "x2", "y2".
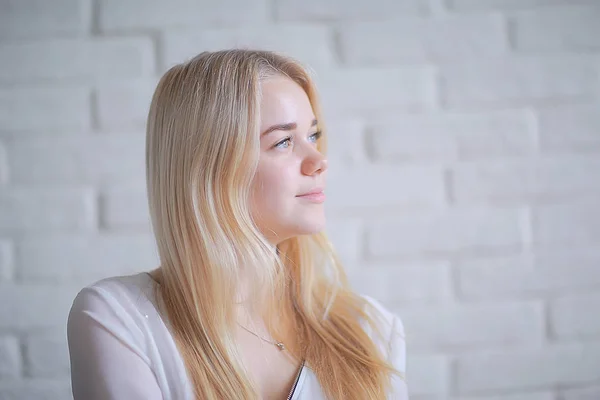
[{"x1": 276, "y1": 342, "x2": 285, "y2": 351}]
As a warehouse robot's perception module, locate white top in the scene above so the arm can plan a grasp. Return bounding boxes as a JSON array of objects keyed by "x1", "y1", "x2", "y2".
[{"x1": 67, "y1": 272, "x2": 408, "y2": 399}]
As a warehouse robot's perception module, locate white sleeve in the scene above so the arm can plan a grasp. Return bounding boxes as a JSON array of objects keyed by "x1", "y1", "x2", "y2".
[
  {"x1": 388, "y1": 314, "x2": 409, "y2": 399},
  {"x1": 67, "y1": 286, "x2": 163, "y2": 400},
  {"x1": 361, "y1": 295, "x2": 409, "y2": 399}
]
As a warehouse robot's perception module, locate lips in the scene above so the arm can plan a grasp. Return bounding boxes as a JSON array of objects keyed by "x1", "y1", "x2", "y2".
[
  {"x1": 296, "y1": 187, "x2": 326, "y2": 203},
  {"x1": 297, "y1": 187, "x2": 324, "y2": 197}
]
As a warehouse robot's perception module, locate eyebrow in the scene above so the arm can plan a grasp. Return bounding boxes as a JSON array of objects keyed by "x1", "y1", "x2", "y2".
[{"x1": 261, "y1": 119, "x2": 318, "y2": 137}]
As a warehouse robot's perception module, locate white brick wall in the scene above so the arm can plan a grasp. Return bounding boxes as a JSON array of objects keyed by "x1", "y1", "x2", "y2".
[
  {"x1": 0, "y1": 336, "x2": 20, "y2": 379},
  {"x1": 23, "y1": 332, "x2": 70, "y2": 378},
  {"x1": 537, "y1": 104, "x2": 600, "y2": 151},
  {"x1": 99, "y1": 0, "x2": 270, "y2": 32},
  {"x1": 163, "y1": 25, "x2": 337, "y2": 70},
  {"x1": 274, "y1": 0, "x2": 425, "y2": 20},
  {"x1": 0, "y1": 37, "x2": 155, "y2": 83},
  {"x1": 562, "y1": 385, "x2": 600, "y2": 400},
  {"x1": 0, "y1": 0, "x2": 599, "y2": 399},
  {"x1": 512, "y1": 5, "x2": 600, "y2": 51},
  {"x1": 367, "y1": 110, "x2": 536, "y2": 162},
  {"x1": 0, "y1": 0, "x2": 91, "y2": 39},
  {"x1": 440, "y1": 56, "x2": 597, "y2": 108},
  {"x1": 457, "y1": 343, "x2": 600, "y2": 392},
  {"x1": 0, "y1": 86, "x2": 91, "y2": 131},
  {"x1": 338, "y1": 14, "x2": 508, "y2": 64}
]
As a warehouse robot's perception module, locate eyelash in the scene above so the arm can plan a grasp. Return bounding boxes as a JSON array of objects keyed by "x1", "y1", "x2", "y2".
[{"x1": 274, "y1": 131, "x2": 322, "y2": 149}]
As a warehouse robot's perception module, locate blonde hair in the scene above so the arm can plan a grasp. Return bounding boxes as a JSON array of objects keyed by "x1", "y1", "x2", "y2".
[{"x1": 145, "y1": 49, "x2": 402, "y2": 399}]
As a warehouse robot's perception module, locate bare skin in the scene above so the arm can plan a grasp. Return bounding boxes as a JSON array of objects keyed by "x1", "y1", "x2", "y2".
[{"x1": 235, "y1": 315, "x2": 303, "y2": 400}]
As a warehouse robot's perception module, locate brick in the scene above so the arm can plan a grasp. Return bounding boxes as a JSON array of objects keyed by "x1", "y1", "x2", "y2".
[
  {"x1": 440, "y1": 56, "x2": 596, "y2": 108},
  {"x1": 532, "y1": 199, "x2": 600, "y2": 247},
  {"x1": 349, "y1": 262, "x2": 452, "y2": 304},
  {"x1": 0, "y1": 86, "x2": 91, "y2": 131},
  {"x1": 99, "y1": 0, "x2": 268, "y2": 32},
  {"x1": 163, "y1": 25, "x2": 335, "y2": 70},
  {"x1": 451, "y1": 156, "x2": 600, "y2": 204},
  {"x1": 16, "y1": 234, "x2": 157, "y2": 284},
  {"x1": 456, "y1": 342, "x2": 600, "y2": 392},
  {"x1": 326, "y1": 165, "x2": 445, "y2": 209},
  {"x1": 458, "y1": 393, "x2": 555, "y2": 400},
  {"x1": 408, "y1": 354, "x2": 448, "y2": 396},
  {"x1": 339, "y1": 14, "x2": 507, "y2": 65},
  {"x1": 448, "y1": 0, "x2": 596, "y2": 11},
  {"x1": 537, "y1": 104, "x2": 600, "y2": 152},
  {"x1": 23, "y1": 332, "x2": 69, "y2": 378},
  {"x1": 0, "y1": 0, "x2": 90, "y2": 39},
  {"x1": 0, "y1": 240, "x2": 14, "y2": 281},
  {"x1": 324, "y1": 118, "x2": 368, "y2": 166},
  {"x1": 0, "y1": 142, "x2": 7, "y2": 184},
  {"x1": 102, "y1": 186, "x2": 150, "y2": 230},
  {"x1": 457, "y1": 248, "x2": 600, "y2": 299},
  {"x1": 0, "y1": 284, "x2": 80, "y2": 329},
  {"x1": 324, "y1": 218, "x2": 363, "y2": 272},
  {"x1": 551, "y1": 292, "x2": 600, "y2": 339},
  {"x1": 315, "y1": 67, "x2": 435, "y2": 115},
  {"x1": 367, "y1": 208, "x2": 526, "y2": 258},
  {"x1": 0, "y1": 188, "x2": 96, "y2": 234},
  {"x1": 7, "y1": 134, "x2": 145, "y2": 185},
  {"x1": 0, "y1": 379, "x2": 71, "y2": 400},
  {"x1": 96, "y1": 79, "x2": 157, "y2": 130},
  {"x1": 513, "y1": 6, "x2": 600, "y2": 52},
  {"x1": 275, "y1": 0, "x2": 424, "y2": 21},
  {"x1": 397, "y1": 301, "x2": 544, "y2": 348},
  {"x1": 368, "y1": 110, "x2": 534, "y2": 163},
  {"x1": 0, "y1": 336, "x2": 20, "y2": 379},
  {"x1": 562, "y1": 385, "x2": 600, "y2": 400},
  {"x1": 0, "y1": 37, "x2": 155, "y2": 84}
]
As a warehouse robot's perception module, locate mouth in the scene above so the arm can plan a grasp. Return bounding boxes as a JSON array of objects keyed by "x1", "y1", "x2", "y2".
[
  {"x1": 296, "y1": 188, "x2": 326, "y2": 203},
  {"x1": 297, "y1": 187, "x2": 324, "y2": 197}
]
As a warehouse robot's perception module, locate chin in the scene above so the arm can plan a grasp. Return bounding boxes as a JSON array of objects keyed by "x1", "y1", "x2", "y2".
[
  {"x1": 272, "y1": 220, "x2": 326, "y2": 242},
  {"x1": 293, "y1": 218, "x2": 327, "y2": 236}
]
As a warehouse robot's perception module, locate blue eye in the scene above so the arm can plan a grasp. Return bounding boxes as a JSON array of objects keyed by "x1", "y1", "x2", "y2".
[
  {"x1": 274, "y1": 137, "x2": 292, "y2": 149},
  {"x1": 309, "y1": 131, "x2": 322, "y2": 143},
  {"x1": 274, "y1": 131, "x2": 322, "y2": 149}
]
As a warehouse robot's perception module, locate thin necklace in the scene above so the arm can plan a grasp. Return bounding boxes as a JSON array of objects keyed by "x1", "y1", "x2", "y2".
[
  {"x1": 146, "y1": 272, "x2": 287, "y2": 351},
  {"x1": 238, "y1": 324, "x2": 286, "y2": 351}
]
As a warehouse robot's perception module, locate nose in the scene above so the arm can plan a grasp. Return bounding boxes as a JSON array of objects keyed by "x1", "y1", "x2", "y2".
[{"x1": 301, "y1": 148, "x2": 328, "y2": 176}]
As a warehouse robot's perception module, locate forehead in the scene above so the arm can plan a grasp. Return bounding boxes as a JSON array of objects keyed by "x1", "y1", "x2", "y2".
[{"x1": 259, "y1": 77, "x2": 315, "y2": 130}]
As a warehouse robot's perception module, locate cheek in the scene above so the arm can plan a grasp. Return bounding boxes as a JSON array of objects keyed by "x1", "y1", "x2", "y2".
[{"x1": 253, "y1": 164, "x2": 296, "y2": 207}]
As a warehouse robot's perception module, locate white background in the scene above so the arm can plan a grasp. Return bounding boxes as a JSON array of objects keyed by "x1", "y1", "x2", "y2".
[{"x1": 1, "y1": 0, "x2": 600, "y2": 399}]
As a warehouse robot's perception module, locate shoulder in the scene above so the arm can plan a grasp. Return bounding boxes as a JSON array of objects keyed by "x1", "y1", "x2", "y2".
[
  {"x1": 361, "y1": 295, "x2": 405, "y2": 340},
  {"x1": 71, "y1": 272, "x2": 156, "y2": 310},
  {"x1": 360, "y1": 295, "x2": 406, "y2": 369},
  {"x1": 67, "y1": 273, "x2": 170, "y2": 399},
  {"x1": 68, "y1": 272, "x2": 158, "y2": 343}
]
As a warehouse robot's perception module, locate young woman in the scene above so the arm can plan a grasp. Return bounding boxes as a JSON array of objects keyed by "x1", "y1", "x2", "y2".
[{"x1": 67, "y1": 49, "x2": 408, "y2": 400}]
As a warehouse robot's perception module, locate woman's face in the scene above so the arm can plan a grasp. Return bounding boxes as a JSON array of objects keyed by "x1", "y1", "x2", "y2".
[{"x1": 250, "y1": 76, "x2": 328, "y2": 245}]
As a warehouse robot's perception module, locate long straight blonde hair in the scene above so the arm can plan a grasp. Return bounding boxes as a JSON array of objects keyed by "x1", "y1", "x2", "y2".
[{"x1": 145, "y1": 49, "x2": 402, "y2": 399}]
